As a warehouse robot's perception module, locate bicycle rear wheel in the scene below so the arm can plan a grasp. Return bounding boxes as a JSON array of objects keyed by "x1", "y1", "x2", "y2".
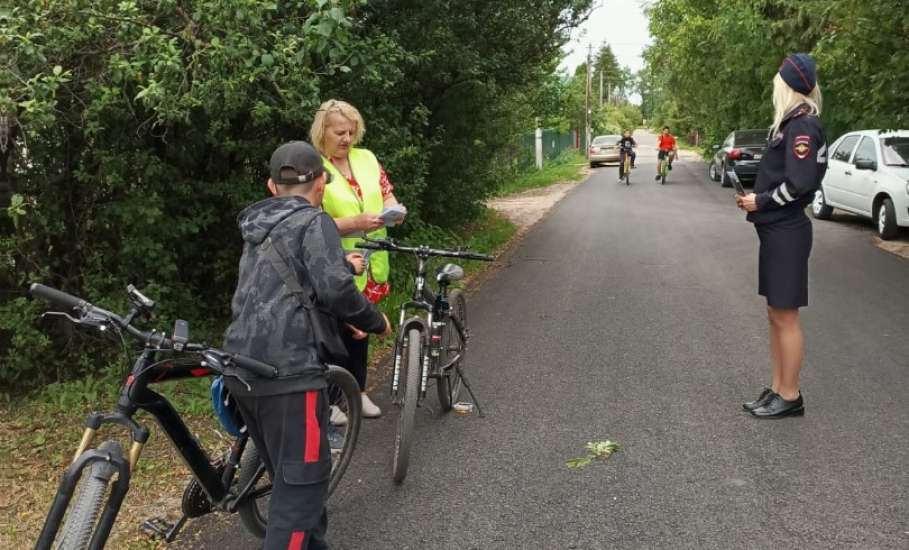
[
  {"x1": 392, "y1": 329, "x2": 421, "y2": 483},
  {"x1": 55, "y1": 440, "x2": 123, "y2": 550},
  {"x1": 236, "y1": 366, "x2": 362, "y2": 539},
  {"x1": 437, "y1": 289, "x2": 466, "y2": 411}
]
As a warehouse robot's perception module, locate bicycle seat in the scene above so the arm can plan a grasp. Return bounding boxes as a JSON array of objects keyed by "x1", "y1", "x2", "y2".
[{"x1": 436, "y1": 263, "x2": 464, "y2": 284}]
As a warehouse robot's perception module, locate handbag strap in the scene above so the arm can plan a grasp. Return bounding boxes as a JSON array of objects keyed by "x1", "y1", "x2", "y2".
[{"x1": 262, "y1": 235, "x2": 317, "y2": 310}]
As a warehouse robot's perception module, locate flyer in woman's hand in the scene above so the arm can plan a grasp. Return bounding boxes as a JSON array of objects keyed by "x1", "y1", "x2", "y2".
[{"x1": 380, "y1": 204, "x2": 407, "y2": 226}]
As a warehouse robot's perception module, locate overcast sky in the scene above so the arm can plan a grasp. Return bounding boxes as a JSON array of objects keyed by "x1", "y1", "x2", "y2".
[{"x1": 559, "y1": 0, "x2": 653, "y2": 103}]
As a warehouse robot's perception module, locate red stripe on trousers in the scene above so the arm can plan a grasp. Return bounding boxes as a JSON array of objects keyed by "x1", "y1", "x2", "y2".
[
  {"x1": 288, "y1": 531, "x2": 306, "y2": 550},
  {"x1": 304, "y1": 391, "x2": 320, "y2": 463}
]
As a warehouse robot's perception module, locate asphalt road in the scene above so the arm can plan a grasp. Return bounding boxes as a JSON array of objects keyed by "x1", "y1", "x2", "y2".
[{"x1": 177, "y1": 131, "x2": 909, "y2": 549}]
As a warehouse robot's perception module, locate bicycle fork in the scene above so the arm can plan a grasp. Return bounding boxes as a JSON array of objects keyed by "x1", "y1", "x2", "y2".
[{"x1": 35, "y1": 412, "x2": 149, "y2": 550}]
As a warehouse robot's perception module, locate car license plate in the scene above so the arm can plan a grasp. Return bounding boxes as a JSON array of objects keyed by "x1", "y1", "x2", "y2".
[{"x1": 753, "y1": 154, "x2": 762, "y2": 160}]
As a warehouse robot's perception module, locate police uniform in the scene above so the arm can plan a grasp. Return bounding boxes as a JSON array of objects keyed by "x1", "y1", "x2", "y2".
[{"x1": 747, "y1": 104, "x2": 827, "y2": 308}]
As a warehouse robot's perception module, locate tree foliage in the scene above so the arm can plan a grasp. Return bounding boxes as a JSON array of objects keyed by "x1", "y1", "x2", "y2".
[
  {"x1": 0, "y1": 0, "x2": 591, "y2": 389},
  {"x1": 531, "y1": 43, "x2": 641, "y2": 139},
  {"x1": 642, "y1": 0, "x2": 909, "y2": 145}
]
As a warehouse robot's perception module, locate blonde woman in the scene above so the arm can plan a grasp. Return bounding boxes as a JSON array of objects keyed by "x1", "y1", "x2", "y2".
[
  {"x1": 736, "y1": 53, "x2": 827, "y2": 418},
  {"x1": 310, "y1": 99, "x2": 406, "y2": 418}
]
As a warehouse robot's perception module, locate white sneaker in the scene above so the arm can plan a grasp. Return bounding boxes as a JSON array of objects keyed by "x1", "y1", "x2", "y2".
[
  {"x1": 329, "y1": 405, "x2": 348, "y2": 426},
  {"x1": 361, "y1": 393, "x2": 382, "y2": 418}
]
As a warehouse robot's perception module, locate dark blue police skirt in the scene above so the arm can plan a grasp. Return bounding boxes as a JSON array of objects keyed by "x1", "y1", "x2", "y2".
[{"x1": 755, "y1": 214, "x2": 812, "y2": 309}]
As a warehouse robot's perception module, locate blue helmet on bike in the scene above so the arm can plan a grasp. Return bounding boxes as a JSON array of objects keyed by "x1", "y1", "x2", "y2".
[{"x1": 210, "y1": 376, "x2": 245, "y2": 437}]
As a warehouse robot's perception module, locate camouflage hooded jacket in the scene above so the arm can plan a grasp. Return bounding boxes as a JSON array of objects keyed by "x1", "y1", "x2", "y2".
[{"x1": 223, "y1": 195, "x2": 385, "y2": 396}]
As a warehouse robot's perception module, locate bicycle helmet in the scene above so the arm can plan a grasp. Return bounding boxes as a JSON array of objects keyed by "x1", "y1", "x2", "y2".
[{"x1": 210, "y1": 376, "x2": 245, "y2": 437}]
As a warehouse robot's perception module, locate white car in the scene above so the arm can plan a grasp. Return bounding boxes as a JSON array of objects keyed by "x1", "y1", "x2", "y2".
[{"x1": 812, "y1": 130, "x2": 909, "y2": 239}]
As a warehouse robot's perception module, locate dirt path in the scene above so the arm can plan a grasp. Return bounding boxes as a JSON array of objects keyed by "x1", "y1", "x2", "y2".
[
  {"x1": 874, "y1": 236, "x2": 909, "y2": 259},
  {"x1": 485, "y1": 175, "x2": 586, "y2": 231}
]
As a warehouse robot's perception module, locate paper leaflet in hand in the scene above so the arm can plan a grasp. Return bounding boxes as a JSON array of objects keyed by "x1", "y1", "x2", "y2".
[{"x1": 379, "y1": 204, "x2": 407, "y2": 226}]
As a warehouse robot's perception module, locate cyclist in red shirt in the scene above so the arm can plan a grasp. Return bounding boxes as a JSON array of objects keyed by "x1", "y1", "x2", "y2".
[{"x1": 656, "y1": 126, "x2": 678, "y2": 180}]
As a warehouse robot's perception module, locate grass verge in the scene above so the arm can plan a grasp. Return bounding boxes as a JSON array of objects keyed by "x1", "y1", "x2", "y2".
[{"x1": 493, "y1": 150, "x2": 587, "y2": 197}]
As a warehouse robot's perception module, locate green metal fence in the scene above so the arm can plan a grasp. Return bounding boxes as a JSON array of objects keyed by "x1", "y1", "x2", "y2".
[{"x1": 519, "y1": 129, "x2": 582, "y2": 165}]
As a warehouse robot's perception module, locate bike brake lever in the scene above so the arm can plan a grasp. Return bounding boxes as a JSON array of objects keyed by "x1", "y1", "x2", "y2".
[
  {"x1": 41, "y1": 311, "x2": 80, "y2": 324},
  {"x1": 41, "y1": 311, "x2": 110, "y2": 331}
]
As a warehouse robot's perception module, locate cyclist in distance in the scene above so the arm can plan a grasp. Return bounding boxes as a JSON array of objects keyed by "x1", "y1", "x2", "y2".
[
  {"x1": 617, "y1": 129, "x2": 637, "y2": 182},
  {"x1": 223, "y1": 141, "x2": 391, "y2": 549},
  {"x1": 656, "y1": 126, "x2": 678, "y2": 180}
]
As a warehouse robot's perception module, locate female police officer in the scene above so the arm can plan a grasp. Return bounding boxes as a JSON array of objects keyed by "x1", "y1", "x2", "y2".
[{"x1": 736, "y1": 53, "x2": 826, "y2": 418}]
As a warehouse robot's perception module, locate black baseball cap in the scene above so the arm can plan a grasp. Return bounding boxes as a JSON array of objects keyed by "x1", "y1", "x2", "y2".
[{"x1": 269, "y1": 141, "x2": 325, "y2": 185}]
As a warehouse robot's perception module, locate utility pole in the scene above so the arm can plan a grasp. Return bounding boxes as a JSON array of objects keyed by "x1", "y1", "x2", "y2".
[
  {"x1": 599, "y1": 70, "x2": 603, "y2": 106},
  {"x1": 585, "y1": 44, "x2": 591, "y2": 157}
]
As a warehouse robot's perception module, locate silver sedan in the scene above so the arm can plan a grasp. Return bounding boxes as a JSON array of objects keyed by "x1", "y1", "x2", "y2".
[{"x1": 589, "y1": 135, "x2": 622, "y2": 167}]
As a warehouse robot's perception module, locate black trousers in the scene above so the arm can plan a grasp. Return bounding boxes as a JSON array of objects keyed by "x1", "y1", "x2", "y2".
[
  {"x1": 339, "y1": 324, "x2": 370, "y2": 391},
  {"x1": 619, "y1": 150, "x2": 636, "y2": 177},
  {"x1": 234, "y1": 390, "x2": 331, "y2": 550}
]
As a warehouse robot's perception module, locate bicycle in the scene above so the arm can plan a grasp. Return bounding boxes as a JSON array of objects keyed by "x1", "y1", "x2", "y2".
[
  {"x1": 619, "y1": 145, "x2": 634, "y2": 185},
  {"x1": 29, "y1": 283, "x2": 361, "y2": 549},
  {"x1": 356, "y1": 238, "x2": 494, "y2": 483},
  {"x1": 656, "y1": 150, "x2": 673, "y2": 185}
]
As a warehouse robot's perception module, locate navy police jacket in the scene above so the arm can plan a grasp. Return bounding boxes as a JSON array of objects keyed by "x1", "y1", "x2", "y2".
[{"x1": 747, "y1": 104, "x2": 827, "y2": 225}]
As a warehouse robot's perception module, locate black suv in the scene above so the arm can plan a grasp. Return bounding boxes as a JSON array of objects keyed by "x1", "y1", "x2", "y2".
[{"x1": 708, "y1": 129, "x2": 768, "y2": 188}]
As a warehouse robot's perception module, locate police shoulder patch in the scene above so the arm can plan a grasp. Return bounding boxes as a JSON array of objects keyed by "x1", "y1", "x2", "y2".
[{"x1": 793, "y1": 135, "x2": 812, "y2": 159}]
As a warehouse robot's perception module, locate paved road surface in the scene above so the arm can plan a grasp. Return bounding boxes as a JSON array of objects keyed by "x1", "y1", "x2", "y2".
[{"x1": 178, "y1": 131, "x2": 909, "y2": 549}]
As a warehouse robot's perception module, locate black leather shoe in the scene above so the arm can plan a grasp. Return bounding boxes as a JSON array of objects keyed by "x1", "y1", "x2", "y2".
[
  {"x1": 750, "y1": 393, "x2": 804, "y2": 418},
  {"x1": 742, "y1": 387, "x2": 774, "y2": 412}
]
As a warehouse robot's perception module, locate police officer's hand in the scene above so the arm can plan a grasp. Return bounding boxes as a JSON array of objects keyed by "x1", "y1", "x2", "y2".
[
  {"x1": 356, "y1": 213, "x2": 385, "y2": 232},
  {"x1": 346, "y1": 252, "x2": 365, "y2": 275},
  {"x1": 736, "y1": 193, "x2": 758, "y2": 212}
]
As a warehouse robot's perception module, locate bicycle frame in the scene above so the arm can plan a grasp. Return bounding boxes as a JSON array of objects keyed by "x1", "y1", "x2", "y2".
[
  {"x1": 36, "y1": 349, "x2": 253, "y2": 549},
  {"x1": 390, "y1": 255, "x2": 462, "y2": 402}
]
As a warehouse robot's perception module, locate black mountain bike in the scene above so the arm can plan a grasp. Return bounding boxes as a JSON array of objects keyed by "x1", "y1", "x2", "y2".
[
  {"x1": 356, "y1": 238, "x2": 494, "y2": 483},
  {"x1": 29, "y1": 283, "x2": 361, "y2": 549}
]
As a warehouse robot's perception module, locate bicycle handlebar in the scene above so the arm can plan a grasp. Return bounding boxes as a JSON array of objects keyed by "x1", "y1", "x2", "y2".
[
  {"x1": 356, "y1": 238, "x2": 495, "y2": 262},
  {"x1": 29, "y1": 283, "x2": 86, "y2": 312},
  {"x1": 28, "y1": 282, "x2": 277, "y2": 378}
]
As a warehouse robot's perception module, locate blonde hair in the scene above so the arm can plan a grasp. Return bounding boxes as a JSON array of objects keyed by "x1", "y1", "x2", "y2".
[
  {"x1": 770, "y1": 73, "x2": 822, "y2": 138},
  {"x1": 309, "y1": 99, "x2": 366, "y2": 156}
]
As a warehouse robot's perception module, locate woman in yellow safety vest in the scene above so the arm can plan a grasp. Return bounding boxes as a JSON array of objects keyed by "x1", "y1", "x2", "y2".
[{"x1": 310, "y1": 99, "x2": 406, "y2": 418}]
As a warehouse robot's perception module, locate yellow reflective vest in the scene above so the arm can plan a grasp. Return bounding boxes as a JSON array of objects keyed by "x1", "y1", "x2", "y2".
[{"x1": 321, "y1": 148, "x2": 390, "y2": 291}]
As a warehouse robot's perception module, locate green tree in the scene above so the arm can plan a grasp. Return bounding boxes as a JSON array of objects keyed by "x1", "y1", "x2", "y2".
[{"x1": 642, "y1": 0, "x2": 909, "y2": 146}]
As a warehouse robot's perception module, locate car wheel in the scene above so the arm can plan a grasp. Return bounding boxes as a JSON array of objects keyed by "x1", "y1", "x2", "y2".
[
  {"x1": 708, "y1": 162, "x2": 719, "y2": 182},
  {"x1": 811, "y1": 188, "x2": 834, "y2": 220},
  {"x1": 589, "y1": 162, "x2": 597, "y2": 168},
  {"x1": 719, "y1": 163, "x2": 731, "y2": 187},
  {"x1": 877, "y1": 197, "x2": 899, "y2": 240}
]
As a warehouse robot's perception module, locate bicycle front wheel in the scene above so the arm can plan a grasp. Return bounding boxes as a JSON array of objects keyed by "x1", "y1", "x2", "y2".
[
  {"x1": 437, "y1": 289, "x2": 466, "y2": 411},
  {"x1": 54, "y1": 440, "x2": 123, "y2": 550},
  {"x1": 392, "y1": 328, "x2": 422, "y2": 483}
]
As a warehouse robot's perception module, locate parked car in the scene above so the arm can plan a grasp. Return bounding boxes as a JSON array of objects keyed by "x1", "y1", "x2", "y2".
[
  {"x1": 588, "y1": 135, "x2": 621, "y2": 167},
  {"x1": 812, "y1": 129, "x2": 909, "y2": 239},
  {"x1": 708, "y1": 129, "x2": 768, "y2": 188}
]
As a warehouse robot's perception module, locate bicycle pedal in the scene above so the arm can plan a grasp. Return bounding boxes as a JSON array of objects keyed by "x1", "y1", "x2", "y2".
[{"x1": 139, "y1": 517, "x2": 173, "y2": 540}]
